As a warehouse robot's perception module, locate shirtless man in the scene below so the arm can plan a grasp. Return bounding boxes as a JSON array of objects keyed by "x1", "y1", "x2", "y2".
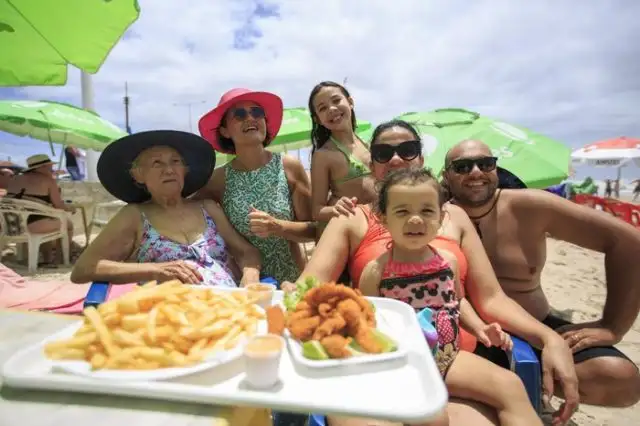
[{"x1": 442, "y1": 139, "x2": 640, "y2": 407}]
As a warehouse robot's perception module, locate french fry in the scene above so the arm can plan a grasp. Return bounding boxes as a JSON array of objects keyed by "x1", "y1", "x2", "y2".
[
  {"x1": 44, "y1": 284, "x2": 265, "y2": 371},
  {"x1": 84, "y1": 306, "x2": 118, "y2": 356},
  {"x1": 146, "y1": 305, "x2": 159, "y2": 343}
]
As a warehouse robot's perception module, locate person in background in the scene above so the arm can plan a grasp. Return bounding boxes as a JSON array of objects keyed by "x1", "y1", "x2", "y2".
[
  {"x1": 442, "y1": 139, "x2": 640, "y2": 408},
  {"x1": 71, "y1": 130, "x2": 261, "y2": 287},
  {"x1": 604, "y1": 179, "x2": 612, "y2": 198},
  {"x1": 6, "y1": 154, "x2": 76, "y2": 266},
  {"x1": 307, "y1": 81, "x2": 376, "y2": 226},
  {"x1": 64, "y1": 146, "x2": 85, "y2": 181},
  {"x1": 632, "y1": 179, "x2": 640, "y2": 202},
  {"x1": 196, "y1": 88, "x2": 314, "y2": 284},
  {"x1": 0, "y1": 166, "x2": 14, "y2": 191}
]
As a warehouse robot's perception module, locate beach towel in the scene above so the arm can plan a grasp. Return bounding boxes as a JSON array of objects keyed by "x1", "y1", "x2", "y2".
[{"x1": 0, "y1": 263, "x2": 135, "y2": 313}]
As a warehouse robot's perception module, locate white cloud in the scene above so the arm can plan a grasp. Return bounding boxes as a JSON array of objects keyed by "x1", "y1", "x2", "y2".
[{"x1": 5, "y1": 0, "x2": 640, "y2": 149}]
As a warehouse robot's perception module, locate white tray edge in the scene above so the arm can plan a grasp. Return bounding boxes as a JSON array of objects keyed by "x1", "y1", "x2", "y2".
[{"x1": 1, "y1": 291, "x2": 448, "y2": 423}]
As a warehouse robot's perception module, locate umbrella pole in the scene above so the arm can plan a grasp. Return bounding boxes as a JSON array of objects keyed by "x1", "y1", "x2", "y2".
[
  {"x1": 81, "y1": 71, "x2": 99, "y2": 182},
  {"x1": 58, "y1": 146, "x2": 64, "y2": 170}
]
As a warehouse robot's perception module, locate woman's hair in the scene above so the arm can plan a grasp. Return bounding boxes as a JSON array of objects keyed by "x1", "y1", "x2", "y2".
[
  {"x1": 308, "y1": 81, "x2": 358, "y2": 155},
  {"x1": 216, "y1": 109, "x2": 272, "y2": 154},
  {"x1": 376, "y1": 167, "x2": 445, "y2": 215},
  {"x1": 369, "y1": 119, "x2": 422, "y2": 147}
]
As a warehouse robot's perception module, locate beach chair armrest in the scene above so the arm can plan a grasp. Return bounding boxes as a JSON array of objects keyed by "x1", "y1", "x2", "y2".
[
  {"x1": 84, "y1": 281, "x2": 112, "y2": 309},
  {"x1": 84, "y1": 278, "x2": 278, "y2": 311},
  {"x1": 508, "y1": 335, "x2": 542, "y2": 413},
  {"x1": 259, "y1": 276, "x2": 279, "y2": 289}
]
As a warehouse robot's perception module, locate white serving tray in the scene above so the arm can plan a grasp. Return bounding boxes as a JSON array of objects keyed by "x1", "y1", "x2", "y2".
[
  {"x1": 1, "y1": 291, "x2": 448, "y2": 423},
  {"x1": 285, "y1": 302, "x2": 409, "y2": 368}
]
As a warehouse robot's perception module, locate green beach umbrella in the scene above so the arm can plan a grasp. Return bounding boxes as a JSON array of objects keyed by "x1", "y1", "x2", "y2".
[
  {"x1": 0, "y1": 0, "x2": 140, "y2": 86},
  {"x1": 0, "y1": 100, "x2": 127, "y2": 152},
  {"x1": 217, "y1": 107, "x2": 372, "y2": 166},
  {"x1": 359, "y1": 108, "x2": 570, "y2": 189}
]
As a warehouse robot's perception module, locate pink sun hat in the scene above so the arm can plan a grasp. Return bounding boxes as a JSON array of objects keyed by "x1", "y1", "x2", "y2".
[{"x1": 198, "y1": 88, "x2": 284, "y2": 153}]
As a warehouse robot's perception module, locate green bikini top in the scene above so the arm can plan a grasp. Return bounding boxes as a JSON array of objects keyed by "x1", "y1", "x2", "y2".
[{"x1": 331, "y1": 136, "x2": 371, "y2": 184}]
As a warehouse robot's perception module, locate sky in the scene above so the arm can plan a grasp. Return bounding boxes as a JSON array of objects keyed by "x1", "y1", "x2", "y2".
[{"x1": 1, "y1": 0, "x2": 639, "y2": 181}]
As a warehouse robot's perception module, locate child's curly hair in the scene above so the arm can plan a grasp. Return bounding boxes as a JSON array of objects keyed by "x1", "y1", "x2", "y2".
[{"x1": 376, "y1": 167, "x2": 446, "y2": 216}]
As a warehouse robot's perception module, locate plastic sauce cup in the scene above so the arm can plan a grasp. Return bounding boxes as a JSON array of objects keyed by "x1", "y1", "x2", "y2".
[
  {"x1": 243, "y1": 334, "x2": 284, "y2": 389},
  {"x1": 246, "y1": 282, "x2": 275, "y2": 308}
]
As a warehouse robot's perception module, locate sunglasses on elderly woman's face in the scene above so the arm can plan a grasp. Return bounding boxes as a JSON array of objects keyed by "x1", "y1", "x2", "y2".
[
  {"x1": 230, "y1": 106, "x2": 265, "y2": 121},
  {"x1": 370, "y1": 140, "x2": 422, "y2": 163},
  {"x1": 448, "y1": 156, "x2": 498, "y2": 174}
]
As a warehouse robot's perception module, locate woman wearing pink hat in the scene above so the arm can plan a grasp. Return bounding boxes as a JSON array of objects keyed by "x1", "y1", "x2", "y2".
[{"x1": 197, "y1": 88, "x2": 314, "y2": 284}]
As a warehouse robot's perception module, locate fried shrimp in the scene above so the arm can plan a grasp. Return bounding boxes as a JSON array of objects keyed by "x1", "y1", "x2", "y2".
[
  {"x1": 320, "y1": 335, "x2": 352, "y2": 359},
  {"x1": 286, "y1": 283, "x2": 384, "y2": 358},
  {"x1": 312, "y1": 312, "x2": 347, "y2": 340}
]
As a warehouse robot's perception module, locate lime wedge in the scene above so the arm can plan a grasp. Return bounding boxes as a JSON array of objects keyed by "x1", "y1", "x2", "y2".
[
  {"x1": 371, "y1": 329, "x2": 398, "y2": 352},
  {"x1": 302, "y1": 340, "x2": 330, "y2": 360}
]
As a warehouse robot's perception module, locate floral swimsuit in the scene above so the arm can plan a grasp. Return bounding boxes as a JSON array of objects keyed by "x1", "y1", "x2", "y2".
[
  {"x1": 135, "y1": 208, "x2": 237, "y2": 287},
  {"x1": 379, "y1": 246, "x2": 460, "y2": 377}
]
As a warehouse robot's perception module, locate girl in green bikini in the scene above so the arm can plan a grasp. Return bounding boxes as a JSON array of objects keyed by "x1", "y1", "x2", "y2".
[
  {"x1": 197, "y1": 88, "x2": 316, "y2": 284},
  {"x1": 308, "y1": 81, "x2": 377, "y2": 226}
]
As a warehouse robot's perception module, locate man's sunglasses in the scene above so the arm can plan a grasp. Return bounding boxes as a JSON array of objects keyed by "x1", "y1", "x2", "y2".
[
  {"x1": 371, "y1": 140, "x2": 421, "y2": 163},
  {"x1": 448, "y1": 156, "x2": 498, "y2": 174},
  {"x1": 230, "y1": 106, "x2": 265, "y2": 121}
]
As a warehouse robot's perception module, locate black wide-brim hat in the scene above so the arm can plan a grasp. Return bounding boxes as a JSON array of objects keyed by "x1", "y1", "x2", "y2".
[{"x1": 97, "y1": 130, "x2": 216, "y2": 204}]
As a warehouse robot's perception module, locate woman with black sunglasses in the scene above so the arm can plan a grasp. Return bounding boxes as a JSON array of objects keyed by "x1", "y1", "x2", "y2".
[
  {"x1": 284, "y1": 120, "x2": 578, "y2": 426},
  {"x1": 308, "y1": 81, "x2": 376, "y2": 227},
  {"x1": 196, "y1": 88, "x2": 316, "y2": 284}
]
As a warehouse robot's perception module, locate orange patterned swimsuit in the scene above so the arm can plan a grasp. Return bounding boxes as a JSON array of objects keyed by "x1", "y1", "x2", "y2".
[{"x1": 379, "y1": 247, "x2": 460, "y2": 377}]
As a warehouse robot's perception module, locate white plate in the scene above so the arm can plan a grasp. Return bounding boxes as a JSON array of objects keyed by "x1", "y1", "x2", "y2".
[
  {"x1": 48, "y1": 287, "x2": 267, "y2": 381},
  {"x1": 284, "y1": 299, "x2": 409, "y2": 369}
]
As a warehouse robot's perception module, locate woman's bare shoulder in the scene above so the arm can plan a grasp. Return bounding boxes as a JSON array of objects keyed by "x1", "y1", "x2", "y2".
[{"x1": 442, "y1": 202, "x2": 473, "y2": 227}]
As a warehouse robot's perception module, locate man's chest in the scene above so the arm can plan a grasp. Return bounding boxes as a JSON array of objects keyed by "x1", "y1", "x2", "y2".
[{"x1": 475, "y1": 212, "x2": 546, "y2": 280}]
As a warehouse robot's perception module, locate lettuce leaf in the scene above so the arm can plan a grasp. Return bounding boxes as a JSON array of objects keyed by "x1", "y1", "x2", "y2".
[{"x1": 283, "y1": 276, "x2": 319, "y2": 311}]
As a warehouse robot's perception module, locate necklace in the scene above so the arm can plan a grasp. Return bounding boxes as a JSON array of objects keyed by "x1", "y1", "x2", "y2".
[{"x1": 466, "y1": 190, "x2": 502, "y2": 240}]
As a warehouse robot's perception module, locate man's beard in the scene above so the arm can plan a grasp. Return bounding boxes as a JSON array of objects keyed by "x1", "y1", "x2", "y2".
[{"x1": 449, "y1": 183, "x2": 497, "y2": 208}]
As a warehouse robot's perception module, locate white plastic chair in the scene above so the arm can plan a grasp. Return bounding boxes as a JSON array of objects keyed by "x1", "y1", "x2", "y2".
[{"x1": 0, "y1": 198, "x2": 70, "y2": 272}]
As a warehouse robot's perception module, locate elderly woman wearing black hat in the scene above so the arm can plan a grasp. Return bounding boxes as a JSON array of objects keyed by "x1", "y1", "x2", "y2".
[{"x1": 71, "y1": 130, "x2": 261, "y2": 286}]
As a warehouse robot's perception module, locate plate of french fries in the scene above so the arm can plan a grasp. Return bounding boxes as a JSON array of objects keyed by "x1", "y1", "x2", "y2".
[{"x1": 42, "y1": 280, "x2": 266, "y2": 381}]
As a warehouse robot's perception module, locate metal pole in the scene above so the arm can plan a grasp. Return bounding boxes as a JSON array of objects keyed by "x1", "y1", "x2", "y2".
[
  {"x1": 81, "y1": 71, "x2": 99, "y2": 182},
  {"x1": 124, "y1": 82, "x2": 131, "y2": 134},
  {"x1": 173, "y1": 100, "x2": 206, "y2": 132}
]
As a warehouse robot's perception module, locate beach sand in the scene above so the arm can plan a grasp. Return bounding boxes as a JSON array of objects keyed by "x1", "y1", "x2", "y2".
[
  {"x1": 541, "y1": 238, "x2": 640, "y2": 425},
  {"x1": 4, "y1": 234, "x2": 639, "y2": 425}
]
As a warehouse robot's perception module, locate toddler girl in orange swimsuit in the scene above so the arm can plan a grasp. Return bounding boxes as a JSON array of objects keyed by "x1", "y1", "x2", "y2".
[{"x1": 359, "y1": 167, "x2": 542, "y2": 426}]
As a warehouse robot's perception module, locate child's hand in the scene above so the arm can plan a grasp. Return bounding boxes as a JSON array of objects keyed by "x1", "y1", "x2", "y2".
[
  {"x1": 280, "y1": 281, "x2": 297, "y2": 293},
  {"x1": 476, "y1": 323, "x2": 513, "y2": 351}
]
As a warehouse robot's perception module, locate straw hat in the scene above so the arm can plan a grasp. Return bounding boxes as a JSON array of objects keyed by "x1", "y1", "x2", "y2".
[{"x1": 24, "y1": 154, "x2": 55, "y2": 172}]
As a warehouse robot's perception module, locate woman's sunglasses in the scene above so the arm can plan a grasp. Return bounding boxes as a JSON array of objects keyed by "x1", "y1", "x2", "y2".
[
  {"x1": 371, "y1": 140, "x2": 422, "y2": 163},
  {"x1": 230, "y1": 106, "x2": 265, "y2": 121},
  {"x1": 448, "y1": 156, "x2": 498, "y2": 174}
]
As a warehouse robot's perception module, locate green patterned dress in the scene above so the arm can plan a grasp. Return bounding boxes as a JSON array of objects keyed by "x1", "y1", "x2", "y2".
[{"x1": 222, "y1": 153, "x2": 300, "y2": 283}]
